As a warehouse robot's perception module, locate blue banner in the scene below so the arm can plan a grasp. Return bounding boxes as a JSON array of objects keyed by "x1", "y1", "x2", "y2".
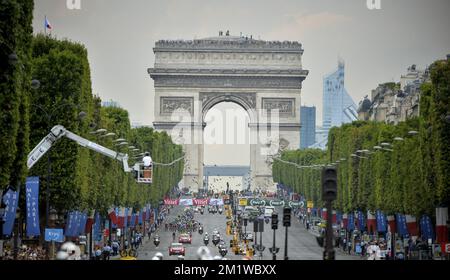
[
  {"x1": 112, "y1": 207, "x2": 119, "y2": 228},
  {"x1": 347, "y1": 213, "x2": 355, "y2": 231},
  {"x1": 336, "y1": 211, "x2": 342, "y2": 223},
  {"x1": 2, "y1": 188, "x2": 19, "y2": 236},
  {"x1": 396, "y1": 213, "x2": 408, "y2": 237},
  {"x1": 65, "y1": 211, "x2": 76, "y2": 237},
  {"x1": 93, "y1": 211, "x2": 102, "y2": 241},
  {"x1": 26, "y1": 177, "x2": 40, "y2": 236},
  {"x1": 376, "y1": 210, "x2": 387, "y2": 233},
  {"x1": 130, "y1": 213, "x2": 135, "y2": 227},
  {"x1": 138, "y1": 212, "x2": 143, "y2": 225},
  {"x1": 420, "y1": 215, "x2": 434, "y2": 242},
  {"x1": 358, "y1": 211, "x2": 366, "y2": 231},
  {"x1": 76, "y1": 212, "x2": 87, "y2": 236},
  {"x1": 124, "y1": 208, "x2": 128, "y2": 228},
  {"x1": 45, "y1": 228, "x2": 64, "y2": 242}
]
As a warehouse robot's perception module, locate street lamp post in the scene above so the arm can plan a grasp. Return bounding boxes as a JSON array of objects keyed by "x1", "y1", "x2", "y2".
[
  {"x1": 48, "y1": 208, "x2": 58, "y2": 260},
  {"x1": 13, "y1": 208, "x2": 20, "y2": 260}
]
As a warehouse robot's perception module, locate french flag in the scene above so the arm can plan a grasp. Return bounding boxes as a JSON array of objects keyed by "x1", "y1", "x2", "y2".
[
  {"x1": 45, "y1": 16, "x2": 52, "y2": 30},
  {"x1": 367, "y1": 210, "x2": 377, "y2": 234},
  {"x1": 108, "y1": 207, "x2": 117, "y2": 225},
  {"x1": 406, "y1": 215, "x2": 419, "y2": 236},
  {"x1": 436, "y1": 207, "x2": 448, "y2": 244},
  {"x1": 85, "y1": 210, "x2": 95, "y2": 233},
  {"x1": 387, "y1": 215, "x2": 396, "y2": 233}
]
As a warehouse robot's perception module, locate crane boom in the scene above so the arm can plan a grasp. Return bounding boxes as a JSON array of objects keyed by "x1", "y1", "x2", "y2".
[{"x1": 27, "y1": 125, "x2": 131, "y2": 172}]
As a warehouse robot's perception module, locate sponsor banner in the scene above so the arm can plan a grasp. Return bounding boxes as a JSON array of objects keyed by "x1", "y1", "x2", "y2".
[
  {"x1": 396, "y1": 214, "x2": 408, "y2": 237},
  {"x1": 347, "y1": 213, "x2": 355, "y2": 231},
  {"x1": 164, "y1": 199, "x2": 179, "y2": 205},
  {"x1": 2, "y1": 188, "x2": 19, "y2": 236},
  {"x1": 193, "y1": 198, "x2": 208, "y2": 206},
  {"x1": 420, "y1": 215, "x2": 434, "y2": 242},
  {"x1": 26, "y1": 177, "x2": 40, "y2": 237},
  {"x1": 239, "y1": 198, "x2": 248, "y2": 206},
  {"x1": 179, "y1": 199, "x2": 193, "y2": 206},
  {"x1": 249, "y1": 198, "x2": 266, "y2": 206},
  {"x1": 45, "y1": 228, "x2": 64, "y2": 243},
  {"x1": 209, "y1": 198, "x2": 224, "y2": 206}
]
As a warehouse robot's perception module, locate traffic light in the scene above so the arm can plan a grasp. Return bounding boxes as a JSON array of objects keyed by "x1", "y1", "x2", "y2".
[
  {"x1": 258, "y1": 217, "x2": 264, "y2": 232},
  {"x1": 271, "y1": 213, "x2": 278, "y2": 230},
  {"x1": 283, "y1": 207, "x2": 291, "y2": 227},
  {"x1": 253, "y1": 220, "x2": 259, "y2": 232},
  {"x1": 322, "y1": 166, "x2": 337, "y2": 201}
]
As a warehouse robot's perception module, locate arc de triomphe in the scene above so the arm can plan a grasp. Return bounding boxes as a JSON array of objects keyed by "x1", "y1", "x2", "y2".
[{"x1": 148, "y1": 35, "x2": 308, "y2": 192}]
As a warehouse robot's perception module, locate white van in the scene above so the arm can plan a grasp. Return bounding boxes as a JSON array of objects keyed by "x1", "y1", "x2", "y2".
[{"x1": 264, "y1": 206, "x2": 275, "y2": 217}]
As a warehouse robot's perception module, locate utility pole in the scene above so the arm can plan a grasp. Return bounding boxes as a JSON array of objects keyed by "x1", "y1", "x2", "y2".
[{"x1": 322, "y1": 166, "x2": 338, "y2": 260}]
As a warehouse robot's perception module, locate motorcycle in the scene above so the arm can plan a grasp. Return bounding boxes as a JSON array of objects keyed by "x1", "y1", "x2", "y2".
[
  {"x1": 204, "y1": 237, "x2": 209, "y2": 246},
  {"x1": 219, "y1": 247, "x2": 227, "y2": 257},
  {"x1": 154, "y1": 237, "x2": 160, "y2": 247},
  {"x1": 199, "y1": 227, "x2": 203, "y2": 235}
]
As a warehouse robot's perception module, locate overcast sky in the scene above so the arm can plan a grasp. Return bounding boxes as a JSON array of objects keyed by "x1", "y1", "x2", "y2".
[{"x1": 33, "y1": 0, "x2": 450, "y2": 165}]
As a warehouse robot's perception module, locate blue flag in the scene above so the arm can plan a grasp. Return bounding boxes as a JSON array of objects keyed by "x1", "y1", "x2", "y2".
[
  {"x1": 336, "y1": 211, "x2": 342, "y2": 223},
  {"x1": 2, "y1": 188, "x2": 19, "y2": 236},
  {"x1": 77, "y1": 212, "x2": 87, "y2": 236},
  {"x1": 396, "y1": 214, "x2": 408, "y2": 237},
  {"x1": 93, "y1": 211, "x2": 102, "y2": 241},
  {"x1": 124, "y1": 208, "x2": 128, "y2": 228},
  {"x1": 26, "y1": 177, "x2": 40, "y2": 236},
  {"x1": 65, "y1": 212, "x2": 74, "y2": 237},
  {"x1": 130, "y1": 213, "x2": 135, "y2": 227},
  {"x1": 376, "y1": 210, "x2": 387, "y2": 233},
  {"x1": 358, "y1": 211, "x2": 366, "y2": 231},
  {"x1": 347, "y1": 213, "x2": 355, "y2": 231},
  {"x1": 138, "y1": 212, "x2": 143, "y2": 225},
  {"x1": 420, "y1": 215, "x2": 434, "y2": 242}
]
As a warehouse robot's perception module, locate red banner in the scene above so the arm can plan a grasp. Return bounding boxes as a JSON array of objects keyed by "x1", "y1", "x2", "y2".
[
  {"x1": 193, "y1": 199, "x2": 208, "y2": 206},
  {"x1": 164, "y1": 199, "x2": 179, "y2": 205}
]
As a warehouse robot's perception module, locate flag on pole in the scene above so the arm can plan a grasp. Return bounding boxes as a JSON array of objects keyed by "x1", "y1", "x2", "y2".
[
  {"x1": 45, "y1": 16, "x2": 52, "y2": 30},
  {"x1": 108, "y1": 207, "x2": 117, "y2": 225},
  {"x1": 85, "y1": 210, "x2": 95, "y2": 233}
]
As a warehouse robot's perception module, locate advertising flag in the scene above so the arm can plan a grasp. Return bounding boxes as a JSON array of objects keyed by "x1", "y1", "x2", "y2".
[
  {"x1": 367, "y1": 210, "x2": 377, "y2": 234},
  {"x1": 420, "y1": 215, "x2": 434, "y2": 242},
  {"x1": 26, "y1": 177, "x2": 40, "y2": 236},
  {"x1": 376, "y1": 210, "x2": 387, "y2": 233},
  {"x1": 358, "y1": 210, "x2": 366, "y2": 231},
  {"x1": 2, "y1": 188, "x2": 19, "y2": 236},
  {"x1": 396, "y1": 213, "x2": 408, "y2": 237},
  {"x1": 347, "y1": 213, "x2": 355, "y2": 231}
]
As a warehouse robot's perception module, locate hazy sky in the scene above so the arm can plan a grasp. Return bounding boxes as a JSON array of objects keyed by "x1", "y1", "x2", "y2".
[{"x1": 33, "y1": 0, "x2": 450, "y2": 165}]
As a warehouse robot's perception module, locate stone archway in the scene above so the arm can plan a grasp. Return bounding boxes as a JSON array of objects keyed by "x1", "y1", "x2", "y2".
[{"x1": 148, "y1": 35, "x2": 308, "y2": 192}]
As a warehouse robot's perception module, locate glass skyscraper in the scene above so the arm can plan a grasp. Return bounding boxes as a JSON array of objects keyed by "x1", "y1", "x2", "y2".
[
  {"x1": 311, "y1": 60, "x2": 357, "y2": 150},
  {"x1": 300, "y1": 106, "x2": 316, "y2": 149}
]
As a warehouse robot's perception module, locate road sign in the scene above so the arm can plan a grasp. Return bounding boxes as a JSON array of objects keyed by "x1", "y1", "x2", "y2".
[
  {"x1": 445, "y1": 243, "x2": 450, "y2": 253},
  {"x1": 307, "y1": 201, "x2": 314, "y2": 208},
  {"x1": 44, "y1": 228, "x2": 64, "y2": 243},
  {"x1": 269, "y1": 200, "x2": 285, "y2": 207}
]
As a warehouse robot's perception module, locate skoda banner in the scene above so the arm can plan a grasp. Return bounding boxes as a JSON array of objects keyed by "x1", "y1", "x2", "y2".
[
  {"x1": 269, "y1": 200, "x2": 285, "y2": 207},
  {"x1": 250, "y1": 198, "x2": 266, "y2": 206}
]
